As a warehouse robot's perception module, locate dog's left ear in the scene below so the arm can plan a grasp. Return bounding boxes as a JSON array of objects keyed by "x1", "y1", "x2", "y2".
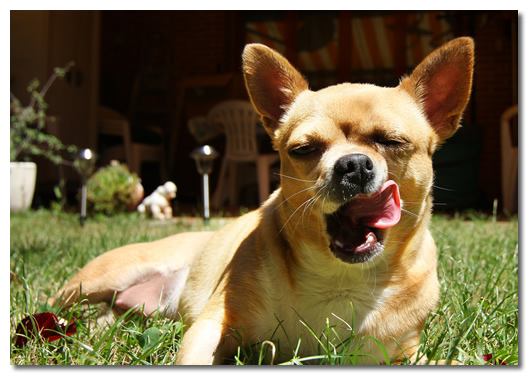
[
  {"x1": 399, "y1": 37, "x2": 475, "y2": 142},
  {"x1": 242, "y1": 44, "x2": 309, "y2": 138}
]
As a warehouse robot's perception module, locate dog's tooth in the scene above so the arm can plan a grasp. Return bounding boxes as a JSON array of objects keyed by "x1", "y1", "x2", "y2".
[
  {"x1": 366, "y1": 232, "x2": 377, "y2": 244},
  {"x1": 334, "y1": 239, "x2": 344, "y2": 248}
]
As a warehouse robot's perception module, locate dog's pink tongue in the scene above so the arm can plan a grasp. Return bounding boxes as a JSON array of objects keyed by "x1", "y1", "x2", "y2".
[{"x1": 348, "y1": 180, "x2": 401, "y2": 229}]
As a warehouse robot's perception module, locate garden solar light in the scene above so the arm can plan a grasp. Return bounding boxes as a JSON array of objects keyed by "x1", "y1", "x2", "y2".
[
  {"x1": 190, "y1": 145, "x2": 218, "y2": 221},
  {"x1": 74, "y1": 148, "x2": 97, "y2": 226}
]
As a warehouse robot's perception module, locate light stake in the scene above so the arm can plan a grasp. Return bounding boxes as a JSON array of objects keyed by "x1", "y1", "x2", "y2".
[
  {"x1": 190, "y1": 145, "x2": 218, "y2": 221},
  {"x1": 74, "y1": 148, "x2": 97, "y2": 226}
]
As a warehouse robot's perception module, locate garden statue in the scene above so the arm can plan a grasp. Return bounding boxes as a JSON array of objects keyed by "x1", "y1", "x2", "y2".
[{"x1": 137, "y1": 181, "x2": 177, "y2": 220}]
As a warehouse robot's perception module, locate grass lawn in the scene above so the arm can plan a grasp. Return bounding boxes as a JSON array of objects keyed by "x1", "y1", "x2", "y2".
[{"x1": 10, "y1": 209, "x2": 518, "y2": 365}]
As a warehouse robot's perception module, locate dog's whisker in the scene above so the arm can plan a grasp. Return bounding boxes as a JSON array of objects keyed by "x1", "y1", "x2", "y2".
[
  {"x1": 424, "y1": 219, "x2": 446, "y2": 236},
  {"x1": 400, "y1": 208, "x2": 445, "y2": 236},
  {"x1": 278, "y1": 196, "x2": 317, "y2": 236},
  {"x1": 306, "y1": 185, "x2": 327, "y2": 217},
  {"x1": 307, "y1": 192, "x2": 323, "y2": 221},
  {"x1": 300, "y1": 197, "x2": 316, "y2": 229},
  {"x1": 275, "y1": 181, "x2": 329, "y2": 237},
  {"x1": 401, "y1": 208, "x2": 422, "y2": 220},
  {"x1": 284, "y1": 183, "x2": 328, "y2": 233},
  {"x1": 279, "y1": 194, "x2": 317, "y2": 233},
  {"x1": 296, "y1": 196, "x2": 317, "y2": 232},
  {"x1": 297, "y1": 196, "x2": 321, "y2": 233},
  {"x1": 300, "y1": 188, "x2": 325, "y2": 228},
  {"x1": 272, "y1": 185, "x2": 318, "y2": 213},
  {"x1": 387, "y1": 171, "x2": 399, "y2": 180},
  {"x1": 432, "y1": 184, "x2": 455, "y2": 192},
  {"x1": 275, "y1": 173, "x2": 318, "y2": 183}
]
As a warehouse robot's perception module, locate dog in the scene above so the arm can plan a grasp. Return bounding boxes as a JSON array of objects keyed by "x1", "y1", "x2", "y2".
[
  {"x1": 137, "y1": 181, "x2": 177, "y2": 220},
  {"x1": 50, "y1": 37, "x2": 474, "y2": 365}
]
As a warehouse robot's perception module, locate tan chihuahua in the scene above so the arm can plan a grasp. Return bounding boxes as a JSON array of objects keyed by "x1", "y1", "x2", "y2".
[{"x1": 50, "y1": 37, "x2": 474, "y2": 365}]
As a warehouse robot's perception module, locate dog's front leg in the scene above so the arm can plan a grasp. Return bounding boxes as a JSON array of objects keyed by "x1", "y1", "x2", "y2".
[{"x1": 176, "y1": 317, "x2": 232, "y2": 365}]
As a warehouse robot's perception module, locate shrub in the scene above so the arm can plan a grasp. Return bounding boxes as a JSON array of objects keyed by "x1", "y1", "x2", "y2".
[{"x1": 86, "y1": 161, "x2": 142, "y2": 216}]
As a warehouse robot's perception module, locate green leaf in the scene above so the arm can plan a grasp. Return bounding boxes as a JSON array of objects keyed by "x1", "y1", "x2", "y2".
[{"x1": 138, "y1": 327, "x2": 161, "y2": 351}]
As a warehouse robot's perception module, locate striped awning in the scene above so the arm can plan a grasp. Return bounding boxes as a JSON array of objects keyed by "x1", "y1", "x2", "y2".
[{"x1": 245, "y1": 11, "x2": 455, "y2": 73}]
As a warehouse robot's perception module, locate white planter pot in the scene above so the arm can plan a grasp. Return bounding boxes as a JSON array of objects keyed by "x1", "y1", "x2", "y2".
[{"x1": 10, "y1": 162, "x2": 37, "y2": 212}]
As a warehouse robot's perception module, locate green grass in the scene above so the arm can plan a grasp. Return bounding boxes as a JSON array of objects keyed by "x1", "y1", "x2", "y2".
[{"x1": 10, "y1": 209, "x2": 518, "y2": 365}]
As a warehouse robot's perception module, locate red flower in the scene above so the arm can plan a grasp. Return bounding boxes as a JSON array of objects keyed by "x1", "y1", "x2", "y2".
[
  {"x1": 482, "y1": 353, "x2": 508, "y2": 365},
  {"x1": 13, "y1": 312, "x2": 76, "y2": 348}
]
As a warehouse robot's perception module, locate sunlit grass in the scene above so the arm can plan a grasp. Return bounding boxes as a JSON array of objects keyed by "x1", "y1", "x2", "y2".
[{"x1": 10, "y1": 209, "x2": 518, "y2": 365}]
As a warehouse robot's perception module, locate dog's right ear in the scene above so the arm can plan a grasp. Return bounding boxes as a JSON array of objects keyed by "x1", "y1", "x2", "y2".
[{"x1": 242, "y1": 44, "x2": 309, "y2": 136}]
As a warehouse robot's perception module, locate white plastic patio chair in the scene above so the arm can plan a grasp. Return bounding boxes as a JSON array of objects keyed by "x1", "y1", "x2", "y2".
[{"x1": 209, "y1": 100, "x2": 279, "y2": 208}]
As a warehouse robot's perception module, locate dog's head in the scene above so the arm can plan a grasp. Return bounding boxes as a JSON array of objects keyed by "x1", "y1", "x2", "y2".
[{"x1": 243, "y1": 38, "x2": 474, "y2": 264}]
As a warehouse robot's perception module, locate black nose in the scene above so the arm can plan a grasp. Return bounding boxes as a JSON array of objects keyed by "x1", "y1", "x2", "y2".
[{"x1": 334, "y1": 154, "x2": 375, "y2": 193}]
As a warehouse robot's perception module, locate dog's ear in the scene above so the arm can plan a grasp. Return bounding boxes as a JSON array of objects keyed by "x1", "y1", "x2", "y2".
[
  {"x1": 242, "y1": 44, "x2": 309, "y2": 135},
  {"x1": 399, "y1": 37, "x2": 474, "y2": 142}
]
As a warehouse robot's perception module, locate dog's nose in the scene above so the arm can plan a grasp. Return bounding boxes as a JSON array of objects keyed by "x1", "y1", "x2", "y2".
[{"x1": 334, "y1": 154, "x2": 375, "y2": 192}]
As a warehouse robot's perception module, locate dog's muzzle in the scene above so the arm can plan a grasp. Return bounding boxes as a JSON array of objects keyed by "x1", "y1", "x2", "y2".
[{"x1": 326, "y1": 154, "x2": 401, "y2": 264}]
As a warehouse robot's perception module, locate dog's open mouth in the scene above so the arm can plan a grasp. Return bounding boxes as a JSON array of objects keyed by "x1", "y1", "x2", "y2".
[{"x1": 326, "y1": 180, "x2": 401, "y2": 263}]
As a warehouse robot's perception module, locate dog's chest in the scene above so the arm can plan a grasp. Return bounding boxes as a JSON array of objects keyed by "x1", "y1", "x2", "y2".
[{"x1": 255, "y1": 279, "x2": 390, "y2": 362}]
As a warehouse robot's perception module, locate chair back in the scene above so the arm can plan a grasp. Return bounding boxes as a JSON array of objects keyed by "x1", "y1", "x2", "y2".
[
  {"x1": 207, "y1": 100, "x2": 262, "y2": 161},
  {"x1": 501, "y1": 104, "x2": 518, "y2": 151},
  {"x1": 500, "y1": 104, "x2": 518, "y2": 212}
]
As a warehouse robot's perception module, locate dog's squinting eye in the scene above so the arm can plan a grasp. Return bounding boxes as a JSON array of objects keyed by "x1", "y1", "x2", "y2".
[
  {"x1": 373, "y1": 135, "x2": 409, "y2": 148},
  {"x1": 290, "y1": 145, "x2": 318, "y2": 156}
]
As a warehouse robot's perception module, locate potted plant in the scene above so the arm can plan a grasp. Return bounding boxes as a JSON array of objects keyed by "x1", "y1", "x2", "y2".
[{"x1": 10, "y1": 62, "x2": 77, "y2": 211}]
